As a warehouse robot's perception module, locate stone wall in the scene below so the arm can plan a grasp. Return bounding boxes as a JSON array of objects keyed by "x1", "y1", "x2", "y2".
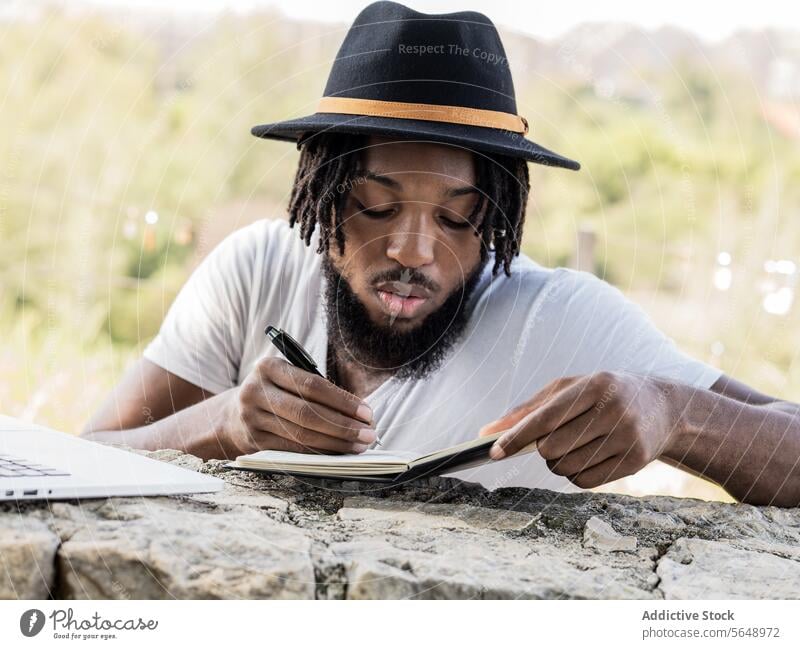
[{"x1": 2, "y1": 448, "x2": 799, "y2": 599}]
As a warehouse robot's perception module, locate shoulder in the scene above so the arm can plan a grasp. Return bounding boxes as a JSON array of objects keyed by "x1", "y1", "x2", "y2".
[
  {"x1": 470, "y1": 255, "x2": 591, "y2": 315},
  {"x1": 205, "y1": 217, "x2": 315, "y2": 273},
  {"x1": 467, "y1": 254, "x2": 639, "y2": 339},
  {"x1": 185, "y1": 218, "x2": 320, "y2": 318},
  {"x1": 213, "y1": 217, "x2": 296, "y2": 254},
  {"x1": 505, "y1": 260, "x2": 631, "y2": 312},
  {"x1": 233, "y1": 218, "x2": 321, "y2": 305},
  {"x1": 545, "y1": 266, "x2": 629, "y2": 305}
]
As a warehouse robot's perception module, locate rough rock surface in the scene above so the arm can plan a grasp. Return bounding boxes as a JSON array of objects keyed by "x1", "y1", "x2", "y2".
[
  {"x1": 583, "y1": 516, "x2": 638, "y2": 553},
  {"x1": 1, "y1": 448, "x2": 799, "y2": 599}
]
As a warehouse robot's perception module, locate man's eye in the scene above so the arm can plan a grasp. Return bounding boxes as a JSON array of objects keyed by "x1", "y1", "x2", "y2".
[
  {"x1": 363, "y1": 208, "x2": 394, "y2": 218},
  {"x1": 355, "y1": 200, "x2": 394, "y2": 219},
  {"x1": 439, "y1": 216, "x2": 472, "y2": 230}
]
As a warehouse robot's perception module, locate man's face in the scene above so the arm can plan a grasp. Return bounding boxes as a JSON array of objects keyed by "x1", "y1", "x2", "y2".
[{"x1": 324, "y1": 136, "x2": 487, "y2": 376}]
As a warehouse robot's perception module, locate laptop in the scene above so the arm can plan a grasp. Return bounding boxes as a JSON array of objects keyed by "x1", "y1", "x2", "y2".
[{"x1": 0, "y1": 415, "x2": 223, "y2": 501}]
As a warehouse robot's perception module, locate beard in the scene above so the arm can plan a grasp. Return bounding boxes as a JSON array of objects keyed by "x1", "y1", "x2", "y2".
[{"x1": 321, "y1": 254, "x2": 487, "y2": 381}]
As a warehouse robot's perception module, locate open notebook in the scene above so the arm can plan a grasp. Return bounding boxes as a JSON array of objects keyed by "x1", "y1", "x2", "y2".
[{"x1": 227, "y1": 431, "x2": 538, "y2": 483}]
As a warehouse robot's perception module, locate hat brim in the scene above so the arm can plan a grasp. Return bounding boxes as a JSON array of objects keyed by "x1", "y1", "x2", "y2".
[{"x1": 251, "y1": 112, "x2": 580, "y2": 171}]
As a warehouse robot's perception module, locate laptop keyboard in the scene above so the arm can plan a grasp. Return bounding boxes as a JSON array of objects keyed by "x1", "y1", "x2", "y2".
[{"x1": 0, "y1": 455, "x2": 70, "y2": 478}]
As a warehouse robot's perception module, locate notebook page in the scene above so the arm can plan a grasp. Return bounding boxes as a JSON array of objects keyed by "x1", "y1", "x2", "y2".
[
  {"x1": 237, "y1": 448, "x2": 418, "y2": 466},
  {"x1": 409, "y1": 431, "x2": 502, "y2": 466}
]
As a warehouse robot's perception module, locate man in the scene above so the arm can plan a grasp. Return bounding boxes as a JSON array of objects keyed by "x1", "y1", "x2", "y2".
[{"x1": 83, "y1": 2, "x2": 800, "y2": 506}]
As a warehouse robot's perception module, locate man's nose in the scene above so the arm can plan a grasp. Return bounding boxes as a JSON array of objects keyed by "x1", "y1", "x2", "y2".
[{"x1": 385, "y1": 214, "x2": 436, "y2": 269}]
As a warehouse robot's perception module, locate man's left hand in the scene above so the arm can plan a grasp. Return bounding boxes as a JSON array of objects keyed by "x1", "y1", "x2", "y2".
[{"x1": 478, "y1": 371, "x2": 680, "y2": 489}]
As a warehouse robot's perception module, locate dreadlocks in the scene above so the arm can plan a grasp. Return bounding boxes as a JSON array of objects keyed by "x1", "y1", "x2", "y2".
[{"x1": 287, "y1": 132, "x2": 530, "y2": 276}]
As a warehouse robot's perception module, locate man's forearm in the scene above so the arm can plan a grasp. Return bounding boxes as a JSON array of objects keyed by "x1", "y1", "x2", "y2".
[
  {"x1": 82, "y1": 389, "x2": 236, "y2": 460},
  {"x1": 662, "y1": 382, "x2": 800, "y2": 507}
]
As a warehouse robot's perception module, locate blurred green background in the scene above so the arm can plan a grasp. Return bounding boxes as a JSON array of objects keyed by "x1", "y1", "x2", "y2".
[{"x1": 2, "y1": 5, "x2": 799, "y2": 501}]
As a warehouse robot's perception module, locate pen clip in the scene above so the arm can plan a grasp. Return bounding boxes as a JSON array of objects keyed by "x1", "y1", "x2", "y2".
[
  {"x1": 265, "y1": 325, "x2": 320, "y2": 372},
  {"x1": 281, "y1": 329, "x2": 319, "y2": 369}
]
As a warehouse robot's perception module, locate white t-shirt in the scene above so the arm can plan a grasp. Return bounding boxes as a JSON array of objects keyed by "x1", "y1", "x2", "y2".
[{"x1": 143, "y1": 218, "x2": 722, "y2": 492}]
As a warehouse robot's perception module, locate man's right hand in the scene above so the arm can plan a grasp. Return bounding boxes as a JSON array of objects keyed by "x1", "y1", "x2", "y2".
[{"x1": 221, "y1": 356, "x2": 376, "y2": 458}]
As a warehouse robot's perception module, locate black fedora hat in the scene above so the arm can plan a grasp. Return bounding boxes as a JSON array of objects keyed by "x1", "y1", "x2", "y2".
[{"x1": 251, "y1": 1, "x2": 580, "y2": 171}]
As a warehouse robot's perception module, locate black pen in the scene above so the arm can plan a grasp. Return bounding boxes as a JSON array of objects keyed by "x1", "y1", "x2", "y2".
[
  {"x1": 264, "y1": 325, "x2": 381, "y2": 446},
  {"x1": 265, "y1": 325, "x2": 324, "y2": 376}
]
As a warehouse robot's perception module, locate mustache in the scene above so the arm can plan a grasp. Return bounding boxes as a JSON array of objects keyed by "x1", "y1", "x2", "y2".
[{"x1": 368, "y1": 267, "x2": 440, "y2": 293}]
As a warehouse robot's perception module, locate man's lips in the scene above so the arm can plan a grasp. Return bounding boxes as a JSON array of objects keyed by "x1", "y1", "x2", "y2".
[
  {"x1": 374, "y1": 287, "x2": 430, "y2": 319},
  {"x1": 374, "y1": 280, "x2": 431, "y2": 299}
]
